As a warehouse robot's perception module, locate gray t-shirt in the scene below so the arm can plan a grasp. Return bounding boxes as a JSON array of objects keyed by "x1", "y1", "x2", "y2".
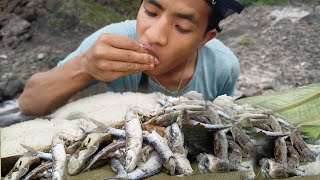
[{"x1": 57, "y1": 20, "x2": 240, "y2": 101}]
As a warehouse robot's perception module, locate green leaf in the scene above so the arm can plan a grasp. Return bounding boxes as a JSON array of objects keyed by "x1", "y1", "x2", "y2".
[
  {"x1": 235, "y1": 83, "x2": 320, "y2": 127},
  {"x1": 299, "y1": 125, "x2": 320, "y2": 142}
]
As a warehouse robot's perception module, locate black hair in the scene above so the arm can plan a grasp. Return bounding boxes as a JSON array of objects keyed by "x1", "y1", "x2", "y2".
[{"x1": 140, "y1": 0, "x2": 244, "y2": 33}]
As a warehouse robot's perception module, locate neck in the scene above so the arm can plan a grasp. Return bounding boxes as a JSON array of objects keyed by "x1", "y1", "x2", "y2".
[{"x1": 152, "y1": 51, "x2": 198, "y2": 92}]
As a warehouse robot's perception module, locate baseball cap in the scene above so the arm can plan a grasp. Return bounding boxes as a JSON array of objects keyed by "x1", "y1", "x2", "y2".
[{"x1": 212, "y1": 0, "x2": 244, "y2": 19}]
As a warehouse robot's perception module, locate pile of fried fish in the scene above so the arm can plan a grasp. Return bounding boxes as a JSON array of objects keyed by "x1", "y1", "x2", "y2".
[{"x1": 4, "y1": 92, "x2": 319, "y2": 180}]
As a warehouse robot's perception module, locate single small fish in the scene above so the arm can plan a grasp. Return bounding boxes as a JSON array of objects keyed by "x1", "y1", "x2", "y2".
[
  {"x1": 213, "y1": 130, "x2": 228, "y2": 161},
  {"x1": 110, "y1": 158, "x2": 128, "y2": 179},
  {"x1": 174, "y1": 153, "x2": 193, "y2": 176},
  {"x1": 140, "y1": 145, "x2": 154, "y2": 163},
  {"x1": 192, "y1": 115, "x2": 211, "y2": 124},
  {"x1": 164, "y1": 104, "x2": 206, "y2": 113},
  {"x1": 84, "y1": 140, "x2": 126, "y2": 171},
  {"x1": 52, "y1": 134, "x2": 67, "y2": 180},
  {"x1": 206, "y1": 154, "x2": 230, "y2": 173},
  {"x1": 124, "y1": 110, "x2": 143, "y2": 173},
  {"x1": 287, "y1": 145, "x2": 301, "y2": 176},
  {"x1": 20, "y1": 144, "x2": 52, "y2": 161},
  {"x1": 237, "y1": 162, "x2": 256, "y2": 180},
  {"x1": 235, "y1": 113, "x2": 269, "y2": 121},
  {"x1": 253, "y1": 127, "x2": 289, "y2": 138},
  {"x1": 231, "y1": 125, "x2": 255, "y2": 157},
  {"x1": 165, "y1": 122, "x2": 193, "y2": 176},
  {"x1": 67, "y1": 132, "x2": 111, "y2": 175},
  {"x1": 127, "y1": 152, "x2": 162, "y2": 180},
  {"x1": 23, "y1": 161, "x2": 52, "y2": 180},
  {"x1": 170, "y1": 99, "x2": 207, "y2": 107},
  {"x1": 228, "y1": 140, "x2": 242, "y2": 171},
  {"x1": 290, "y1": 129, "x2": 318, "y2": 162},
  {"x1": 89, "y1": 118, "x2": 126, "y2": 138},
  {"x1": 165, "y1": 122, "x2": 185, "y2": 154},
  {"x1": 4, "y1": 156, "x2": 40, "y2": 180},
  {"x1": 198, "y1": 153, "x2": 209, "y2": 174},
  {"x1": 189, "y1": 120, "x2": 232, "y2": 131},
  {"x1": 207, "y1": 106, "x2": 221, "y2": 124},
  {"x1": 261, "y1": 159, "x2": 289, "y2": 179},
  {"x1": 144, "y1": 111, "x2": 179, "y2": 126},
  {"x1": 269, "y1": 115, "x2": 283, "y2": 132},
  {"x1": 57, "y1": 126, "x2": 92, "y2": 155},
  {"x1": 274, "y1": 137, "x2": 287, "y2": 168},
  {"x1": 143, "y1": 130, "x2": 176, "y2": 175},
  {"x1": 250, "y1": 119, "x2": 273, "y2": 131}
]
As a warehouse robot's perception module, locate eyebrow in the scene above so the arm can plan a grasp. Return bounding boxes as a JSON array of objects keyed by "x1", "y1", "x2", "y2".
[
  {"x1": 146, "y1": 0, "x2": 199, "y2": 26},
  {"x1": 175, "y1": 13, "x2": 199, "y2": 26},
  {"x1": 147, "y1": 0, "x2": 163, "y2": 10}
]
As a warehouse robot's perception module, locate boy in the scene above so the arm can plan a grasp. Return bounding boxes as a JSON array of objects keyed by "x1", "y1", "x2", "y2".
[{"x1": 19, "y1": 0, "x2": 244, "y2": 116}]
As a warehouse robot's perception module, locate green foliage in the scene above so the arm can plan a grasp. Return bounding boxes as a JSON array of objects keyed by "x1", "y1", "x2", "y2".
[
  {"x1": 239, "y1": 37, "x2": 254, "y2": 46},
  {"x1": 75, "y1": 0, "x2": 128, "y2": 27},
  {"x1": 235, "y1": 83, "x2": 320, "y2": 142}
]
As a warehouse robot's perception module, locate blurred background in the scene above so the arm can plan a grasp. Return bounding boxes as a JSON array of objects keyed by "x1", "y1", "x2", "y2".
[{"x1": 0, "y1": 0, "x2": 319, "y2": 105}]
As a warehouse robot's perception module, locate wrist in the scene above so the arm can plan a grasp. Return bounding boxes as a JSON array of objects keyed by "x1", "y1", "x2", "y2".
[{"x1": 64, "y1": 52, "x2": 94, "y2": 84}]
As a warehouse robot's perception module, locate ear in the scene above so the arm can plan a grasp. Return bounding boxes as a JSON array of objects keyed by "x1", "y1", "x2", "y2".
[{"x1": 197, "y1": 29, "x2": 217, "y2": 49}]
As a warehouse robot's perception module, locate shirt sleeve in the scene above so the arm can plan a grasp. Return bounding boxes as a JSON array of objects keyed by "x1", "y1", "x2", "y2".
[{"x1": 57, "y1": 20, "x2": 137, "y2": 67}]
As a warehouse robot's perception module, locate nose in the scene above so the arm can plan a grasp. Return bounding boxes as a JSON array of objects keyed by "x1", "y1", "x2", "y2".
[{"x1": 145, "y1": 17, "x2": 168, "y2": 46}]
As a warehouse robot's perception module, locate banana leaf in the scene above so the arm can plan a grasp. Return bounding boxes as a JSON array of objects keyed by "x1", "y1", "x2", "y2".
[{"x1": 235, "y1": 83, "x2": 320, "y2": 141}]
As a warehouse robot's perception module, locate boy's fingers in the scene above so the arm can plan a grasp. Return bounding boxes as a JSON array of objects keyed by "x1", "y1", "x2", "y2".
[{"x1": 102, "y1": 34, "x2": 146, "y2": 53}]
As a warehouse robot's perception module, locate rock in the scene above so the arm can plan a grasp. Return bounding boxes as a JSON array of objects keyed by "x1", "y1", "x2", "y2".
[
  {"x1": 300, "y1": 13, "x2": 320, "y2": 25},
  {"x1": 0, "y1": 15, "x2": 32, "y2": 48},
  {"x1": 316, "y1": 6, "x2": 320, "y2": 13},
  {"x1": 269, "y1": 15, "x2": 277, "y2": 21},
  {"x1": 2, "y1": 77, "x2": 24, "y2": 100},
  {"x1": 7, "y1": 0, "x2": 21, "y2": 13},
  {"x1": 0, "y1": 88, "x2": 3, "y2": 102},
  {"x1": 0, "y1": 54, "x2": 8, "y2": 59},
  {"x1": 37, "y1": 53, "x2": 46, "y2": 60},
  {"x1": 0, "y1": 15, "x2": 31, "y2": 37},
  {"x1": 44, "y1": 0, "x2": 62, "y2": 11},
  {"x1": 21, "y1": 7, "x2": 38, "y2": 22}
]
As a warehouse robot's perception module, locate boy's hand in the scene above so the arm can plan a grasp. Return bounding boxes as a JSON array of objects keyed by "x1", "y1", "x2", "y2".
[{"x1": 82, "y1": 34, "x2": 157, "y2": 82}]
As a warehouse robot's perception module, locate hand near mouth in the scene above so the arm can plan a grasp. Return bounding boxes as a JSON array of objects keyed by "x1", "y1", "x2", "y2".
[
  {"x1": 140, "y1": 43, "x2": 160, "y2": 65},
  {"x1": 82, "y1": 34, "x2": 159, "y2": 82}
]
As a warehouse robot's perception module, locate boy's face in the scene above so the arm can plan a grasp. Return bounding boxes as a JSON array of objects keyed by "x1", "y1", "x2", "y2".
[{"x1": 137, "y1": 0, "x2": 215, "y2": 76}]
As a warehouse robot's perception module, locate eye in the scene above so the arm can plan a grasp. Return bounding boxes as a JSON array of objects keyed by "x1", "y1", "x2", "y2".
[
  {"x1": 144, "y1": 8, "x2": 157, "y2": 17},
  {"x1": 176, "y1": 25, "x2": 191, "y2": 34}
]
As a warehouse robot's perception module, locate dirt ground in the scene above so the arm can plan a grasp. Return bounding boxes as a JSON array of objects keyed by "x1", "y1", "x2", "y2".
[
  {"x1": 218, "y1": 3, "x2": 320, "y2": 96},
  {"x1": 0, "y1": 0, "x2": 319, "y2": 102}
]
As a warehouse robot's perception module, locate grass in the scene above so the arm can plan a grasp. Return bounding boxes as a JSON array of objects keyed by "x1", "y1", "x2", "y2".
[
  {"x1": 239, "y1": 37, "x2": 254, "y2": 46},
  {"x1": 75, "y1": 0, "x2": 129, "y2": 27}
]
